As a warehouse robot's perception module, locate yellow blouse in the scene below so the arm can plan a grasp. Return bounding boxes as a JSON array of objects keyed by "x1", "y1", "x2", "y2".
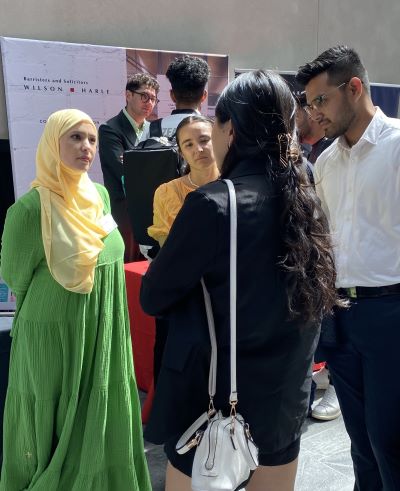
[{"x1": 148, "y1": 177, "x2": 195, "y2": 246}]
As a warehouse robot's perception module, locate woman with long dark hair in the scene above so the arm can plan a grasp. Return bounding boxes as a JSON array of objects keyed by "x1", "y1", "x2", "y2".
[{"x1": 140, "y1": 70, "x2": 341, "y2": 491}]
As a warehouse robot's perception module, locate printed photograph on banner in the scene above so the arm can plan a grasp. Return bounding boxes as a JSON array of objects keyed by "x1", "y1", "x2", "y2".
[
  {"x1": 1, "y1": 37, "x2": 228, "y2": 199},
  {"x1": 126, "y1": 49, "x2": 229, "y2": 118}
]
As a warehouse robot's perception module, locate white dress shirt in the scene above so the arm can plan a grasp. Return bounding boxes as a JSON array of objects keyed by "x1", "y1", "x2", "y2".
[{"x1": 314, "y1": 107, "x2": 400, "y2": 288}]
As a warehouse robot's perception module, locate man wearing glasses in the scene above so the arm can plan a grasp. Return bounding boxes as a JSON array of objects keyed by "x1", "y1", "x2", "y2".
[
  {"x1": 99, "y1": 73, "x2": 160, "y2": 262},
  {"x1": 295, "y1": 91, "x2": 333, "y2": 165},
  {"x1": 297, "y1": 46, "x2": 400, "y2": 491}
]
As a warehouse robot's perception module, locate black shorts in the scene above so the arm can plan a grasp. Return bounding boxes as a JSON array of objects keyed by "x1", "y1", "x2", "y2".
[{"x1": 165, "y1": 434, "x2": 301, "y2": 477}]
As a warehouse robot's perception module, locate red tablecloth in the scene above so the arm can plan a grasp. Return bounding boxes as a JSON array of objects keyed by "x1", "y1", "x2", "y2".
[{"x1": 124, "y1": 261, "x2": 155, "y2": 392}]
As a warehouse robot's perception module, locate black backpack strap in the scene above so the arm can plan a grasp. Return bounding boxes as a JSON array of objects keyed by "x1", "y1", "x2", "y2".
[{"x1": 149, "y1": 118, "x2": 163, "y2": 138}]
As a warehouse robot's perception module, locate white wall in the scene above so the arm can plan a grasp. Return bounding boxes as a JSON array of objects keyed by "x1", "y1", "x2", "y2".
[{"x1": 1, "y1": 0, "x2": 399, "y2": 139}]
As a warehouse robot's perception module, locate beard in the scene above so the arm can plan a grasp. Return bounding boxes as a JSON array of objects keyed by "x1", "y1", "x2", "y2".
[{"x1": 323, "y1": 100, "x2": 356, "y2": 139}]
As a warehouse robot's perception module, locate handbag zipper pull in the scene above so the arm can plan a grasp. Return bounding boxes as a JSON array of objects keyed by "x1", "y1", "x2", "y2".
[
  {"x1": 208, "y1": 398, "x2": 216, "y2": 418},
  {"x1": 186, "y1": 430, "x2": 203, "y2": 450}
]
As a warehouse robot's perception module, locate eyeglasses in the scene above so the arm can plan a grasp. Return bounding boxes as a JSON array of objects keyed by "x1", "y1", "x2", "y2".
[
  {"x1": 304, "y1": 82, "x2": 348, "y2": 116},
  {"x1": 130, "y1": 90, "x2": 159, "y2": 104}
]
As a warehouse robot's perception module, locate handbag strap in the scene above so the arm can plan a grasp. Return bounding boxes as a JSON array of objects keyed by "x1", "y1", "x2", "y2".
[
  {"x1": 175, "y1": 410, "x2": 210, "y2": 455},
  {"x1": 200, "y1": 178, "x2": 238, "y2": 407},
  {"x1": 200, "y1": 279, "x2": 218, "y2": 400},
  {"x1": 225, "y1": 179, "x2": 238, "y2": 405}
]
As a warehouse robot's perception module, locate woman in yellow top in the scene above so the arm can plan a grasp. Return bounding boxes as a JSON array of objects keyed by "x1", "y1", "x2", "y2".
[
  {"x1": 147, "y1": 114, "x2": 219, "y2": 387},
  {"x1": 148, "y1": 115, "x2": 220, "y2": 246},
  {"x1": 0, "y1": 109, "x2": 151, "y2": 490}
]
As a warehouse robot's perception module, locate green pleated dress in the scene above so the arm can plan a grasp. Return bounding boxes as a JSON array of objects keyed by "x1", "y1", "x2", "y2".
[{"x1": 0, "y1": 185, "x2": 151, "y2": 491}]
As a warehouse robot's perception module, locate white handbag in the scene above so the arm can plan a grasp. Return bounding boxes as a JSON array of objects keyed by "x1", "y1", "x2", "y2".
[{"x1": 176, "y1": 179, "x2": 259, "y2": 491}]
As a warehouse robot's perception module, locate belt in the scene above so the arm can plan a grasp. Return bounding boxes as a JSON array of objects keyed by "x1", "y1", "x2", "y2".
[{"x1": 338, "y1": 283, "x2": 400, "y2": 299}]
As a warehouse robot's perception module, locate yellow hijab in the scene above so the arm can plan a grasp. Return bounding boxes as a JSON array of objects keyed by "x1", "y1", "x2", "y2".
[{"x1": 31, "y1": 109, "x2": 108, "y2": 294}]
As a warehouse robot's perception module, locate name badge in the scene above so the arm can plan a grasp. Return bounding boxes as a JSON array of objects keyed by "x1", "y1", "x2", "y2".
[{"x1": 100, "y1": 213, "x2": 118, "y2": 234}]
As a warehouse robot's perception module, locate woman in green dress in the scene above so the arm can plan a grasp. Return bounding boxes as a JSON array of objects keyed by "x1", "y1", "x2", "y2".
[{"x1": 0, "y1": 109, "x2": 151, "y2": 490}]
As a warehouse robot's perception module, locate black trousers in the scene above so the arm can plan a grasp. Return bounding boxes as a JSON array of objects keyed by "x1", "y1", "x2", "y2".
[
  {"x1": 153, "y1": 318, "x2": 169, "y2": 387},
  {"x1": 0, "y1": 329, "x2": 12, "y2": 466},
  {"x1": 325, "y1": 294, "x2": 400, "y2": 491}
]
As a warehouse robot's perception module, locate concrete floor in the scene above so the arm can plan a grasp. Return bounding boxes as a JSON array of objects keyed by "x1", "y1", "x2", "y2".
[{"x1": 143, "y1": 390, "x2": 355, "y2": 491}]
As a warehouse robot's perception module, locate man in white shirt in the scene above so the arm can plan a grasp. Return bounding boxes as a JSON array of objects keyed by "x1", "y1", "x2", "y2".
[{"x1": 296, "y1": 45, "x2": 400, "y2": 491}]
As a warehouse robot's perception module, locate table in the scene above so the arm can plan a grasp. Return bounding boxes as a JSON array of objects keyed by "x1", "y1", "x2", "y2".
[{"x1": 124, "y1": 261, "x2": 155, "y2": 422}]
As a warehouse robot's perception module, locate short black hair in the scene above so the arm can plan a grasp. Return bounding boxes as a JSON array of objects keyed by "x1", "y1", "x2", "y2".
[
  {"x1": 280, "y1": 74, "x2": 305, "y2": 106},
  {"x1": 295, "y1": 91, "x2": 307, "y2": 107},
  {"x1": 166, "y1": 55, "x2": 210, "y2": 104},
  {"x1": 126, "y1": 73, "x2": 160, "y2": 93},
  {"x1": 296, "y1": 45, "x2": 370, "y2": 93}
]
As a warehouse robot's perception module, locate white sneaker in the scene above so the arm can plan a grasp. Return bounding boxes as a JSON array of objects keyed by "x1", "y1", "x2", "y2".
[
  {"x1": 312, "y1": 366, "x2": 330, "y2": 390},
  {"x1": 311, "y1": 384, "x2": 341, "y2": 421}
]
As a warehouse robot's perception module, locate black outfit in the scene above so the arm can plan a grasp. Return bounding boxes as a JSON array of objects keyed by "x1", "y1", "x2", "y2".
[
  {"x1": 0, "y1": 329, "x2": 12, "y2": 466},
  {"x1": 325, "y1": 297, "x2": 400, "y2": 491},
  {"x1": 148, "y1": 107, "x2": 199, "y2": 386},
  {"x1": 307, "y1": 137, "x2": 332, "y2": 165},
  {"x1": 301, "y1": 137, "x2": 334, "y2": 412},
  {"x1": 99, "y1": 110, "x2": 142, "y2": 262},
  {"x1": 140, "y1": 159, "x2": 320, "y2": 474}
]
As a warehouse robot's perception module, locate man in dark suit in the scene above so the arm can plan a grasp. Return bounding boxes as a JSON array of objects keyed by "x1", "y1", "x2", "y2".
[
  {"x1": 99, "y1": 73, "x2": 160, "y2": 262},
  {"x1": 295, "y1": 91, "x2": 333, "y2": 164},
  {"x1": 294, "y1": 92, "x2": 340, "y2": 422}
]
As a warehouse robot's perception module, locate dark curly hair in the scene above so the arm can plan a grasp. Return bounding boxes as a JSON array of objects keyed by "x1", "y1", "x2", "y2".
[
  {"x1": 166, "y1": 55, "x2": 210, "y2": 104},
  {"x1": 215, "y1": 69, "x2": 344, "y2": 322},
  {"x1": 126, "y1": 73, "x2": 160, "y2": 93},
  {"x1": 296, "y1": 45, "x2": 370, "y2": 94}
]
